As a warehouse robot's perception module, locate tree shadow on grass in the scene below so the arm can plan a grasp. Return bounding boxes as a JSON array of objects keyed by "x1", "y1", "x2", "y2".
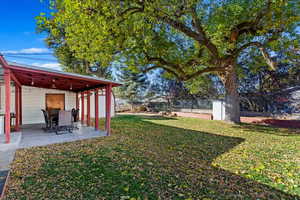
[
  {"x1": 4, "y1": 115, "x2": 300, "y2": 200},
  {"x1": 232, "y1": 122, "x2": 300, "y2": 137}
]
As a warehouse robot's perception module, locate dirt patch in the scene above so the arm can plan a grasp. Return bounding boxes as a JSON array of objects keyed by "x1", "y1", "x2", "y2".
[
  {"x1": 251, "y1": 119, "x2": 300, "y2": 129},
  {"x1": 173, "y1": 112, "x2": 300, "y2": 129},
  {"x1": 119, "y1": 112, "x2": 300, "y2": 129}
]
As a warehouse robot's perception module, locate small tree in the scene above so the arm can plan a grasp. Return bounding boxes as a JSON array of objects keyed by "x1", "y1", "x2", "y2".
[
  {"x1": 116, "y1": 68, "x2": 149, "y2": 106},
  {"x1": 38, "y1": 0, "x2": 299, "y2": 123}
]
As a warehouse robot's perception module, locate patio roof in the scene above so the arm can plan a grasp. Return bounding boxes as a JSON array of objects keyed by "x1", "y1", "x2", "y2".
[
  {"x1": 2, "y1": 60, "x2": 121, "y2": 92},
  {"x1": 0, "y1": 55, "x2": 115, "y2": 144}
]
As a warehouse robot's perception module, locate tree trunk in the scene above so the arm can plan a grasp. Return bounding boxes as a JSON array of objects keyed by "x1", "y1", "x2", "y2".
[{"x1": 221, "y1": 63, "x2": 241, "y2": 123}]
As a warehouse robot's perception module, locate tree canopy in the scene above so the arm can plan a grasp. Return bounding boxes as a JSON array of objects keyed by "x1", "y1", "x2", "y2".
[{"x1": 37, "y1": 0, "x2": 300, "y2": 122}]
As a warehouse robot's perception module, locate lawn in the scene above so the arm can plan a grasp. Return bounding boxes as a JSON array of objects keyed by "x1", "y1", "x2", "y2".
[{"x1": 4, "y1": 115, "x2": 300, "y2": 200}]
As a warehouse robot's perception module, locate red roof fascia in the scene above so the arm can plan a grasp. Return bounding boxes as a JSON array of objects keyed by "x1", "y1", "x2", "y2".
[{"x1": 7, "y1": 64, "x2": 116, "y2": 86}]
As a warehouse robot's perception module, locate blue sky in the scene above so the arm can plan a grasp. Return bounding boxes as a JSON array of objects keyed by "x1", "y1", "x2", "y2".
[{"x1": 0, "y1": 0, "x2": 60, "y2": 70}]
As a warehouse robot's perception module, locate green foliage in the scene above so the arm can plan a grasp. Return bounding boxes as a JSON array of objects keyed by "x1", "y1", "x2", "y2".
[
  {"x1": 38, "y1": 0, "x2": 299, "y2": 79},
  {"x1": 37, "y1": 0, "x2": 300, "y2": 122},
  {"x1": 116, "y1": 67, "x2": 149, "y2": 103},
  {"x1": 185, "y1": 75, "x2": 220, "y2": 98},
  {"x1": 36, "y1": 6, "x2": 112, "y2": 78},
  {"x1": 5, "y1": 115, "x2": 300, "y2": 199}
]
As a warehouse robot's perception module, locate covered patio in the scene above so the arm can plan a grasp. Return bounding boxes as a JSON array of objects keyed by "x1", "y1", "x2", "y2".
[
  {"x1": 18, "y1": 124, "x2": 106, "y2": 149},
  {"x1": 0, "y1": 55, "x2": 121, "y2": 144}
]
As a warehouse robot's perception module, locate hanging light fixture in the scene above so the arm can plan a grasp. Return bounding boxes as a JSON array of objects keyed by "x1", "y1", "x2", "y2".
[{"x1": 52, "y1": 79, "x2": 56, "y2": 89}]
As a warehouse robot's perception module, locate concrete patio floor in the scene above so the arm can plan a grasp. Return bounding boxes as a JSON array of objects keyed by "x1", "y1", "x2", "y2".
[{"x1": 19, "y1": 124, "x2": 106, "y2": 149}]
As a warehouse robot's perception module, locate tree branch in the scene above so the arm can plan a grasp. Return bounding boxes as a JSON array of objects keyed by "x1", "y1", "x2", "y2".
[
  {"x1": 120, "y1": 6, "x2": 144, "y2": 17},
  {"x1": 143, "y1": 65, "x2": 182, "y2": 80},
  {"x1": 184, "y1": 48, "x2": 205, "y2": 66},
  {"x1": 117, "y1": 5, "x2": 144, "y2": 25},
  {"x1": 158, "y1": 14, "x2": 220, "y2": 60},
  {"x1": 234, "y1": 26, "x2": 284, "y2": 56},
  {"x1": 184, "y1": 66, "x2": 225, "y2": 80},
  {"x1": 253, "y1": 0, "x2": 273, "y2": 26},
  {"x1": 190, "y1": 6, "x2": 219, "y2": 58},
  {"x1": 260, "y1": 47, "x2": 276, "y2": 70},
  {"x1": 143, "y1": 51, "x2": 186, "y2": 75},
  {"x1": 144, "y1": 61, "x2": 225, "y2": 81},
  {"x1": 234, "y1": 41, "x2": 263, "y2": 55},
  {"x1": 234, "y1": 41, "x2": 276, "y2": 69},
  {"x1": 229, "y1": 0, "x2": 273, "y2": 42},
  {"x1": 157, "y1": 15, "x2": 200, "y2": 41}
]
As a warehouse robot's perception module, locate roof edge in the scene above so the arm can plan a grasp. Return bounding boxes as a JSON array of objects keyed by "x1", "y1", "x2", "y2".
[{"x1": 7, "y1": 61, "x2": 122, "y2": 86}]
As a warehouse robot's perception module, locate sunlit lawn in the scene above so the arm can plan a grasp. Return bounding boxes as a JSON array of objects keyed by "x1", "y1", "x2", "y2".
[{"x1": 4, "y1": 115, "x2": 300, "y2": 199}]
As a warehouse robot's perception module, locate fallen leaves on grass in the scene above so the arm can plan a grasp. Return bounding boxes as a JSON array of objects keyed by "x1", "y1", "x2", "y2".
[{"x1": 4, "y1": 115, "x2": 300, "y2": 200}]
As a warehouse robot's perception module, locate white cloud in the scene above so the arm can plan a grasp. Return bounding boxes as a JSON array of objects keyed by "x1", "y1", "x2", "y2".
[
  {"x1": 2, "y1": 48, "x2": 50, "y2": 54},
  {"x1": 32, "y1": 62, "x2": 62, "y2": 71}
]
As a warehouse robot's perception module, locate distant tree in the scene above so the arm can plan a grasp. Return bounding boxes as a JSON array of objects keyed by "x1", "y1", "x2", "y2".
[
  {"x1": 238, "y1": 48, "x2": 300, "y2": 113},
  {"x1": 38, "y1": 0, "x2": 299, "y2": 123},
  {"x1": 144, "y1": 71, "x2": 218, "y2": 113},
  {"x1": 150, "y1": 73, "x2": 217, "y2": 98},
  {"x1": 146, "y1": 76, "x2": 186, "y2": 109},
  {"x1": 115, "y1": 67, "x2": 149, "y2": 104}
]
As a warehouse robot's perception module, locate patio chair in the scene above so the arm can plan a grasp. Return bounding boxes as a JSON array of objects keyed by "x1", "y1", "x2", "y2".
[
  {"x1": 41, "y1": 109, "x2": 51, "y2": 132},
  {"x1": 55, "y1": 110, "x2": 73, "y2": 135},
  {"x1": 49, "y1": 109, "x2": 59, "y2": 123},
  {"x1": 71, "y1": 108, "x2": 80, "y2": 129}
]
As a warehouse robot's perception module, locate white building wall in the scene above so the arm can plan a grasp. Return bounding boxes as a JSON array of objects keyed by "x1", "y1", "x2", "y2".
[
  {"x1": 98, "y1": 95, "x2": 115, "y2": 118},
  {"x1": 21, "y1": 86, "x2": 76, "y2": 124},
  {"x1": 0, "y1": 85, "x2": 115, "y2": 125},
  {"x1": 79, "y1": 91, "x2": 115, "y2": 119},
  {"x1": 0, "y1": 84, "x2": 16, "y2": 114},
  {"x1": 0, "y1": 84, "x2": 5, "y2": 114}
]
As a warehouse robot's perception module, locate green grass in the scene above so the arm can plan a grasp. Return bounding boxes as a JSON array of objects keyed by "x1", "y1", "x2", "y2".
[{"x1": 4, "y1": 115, "x2": 300, "y2": 200}]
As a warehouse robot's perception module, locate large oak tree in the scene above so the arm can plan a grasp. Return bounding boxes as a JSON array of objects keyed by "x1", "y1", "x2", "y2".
[{"x1": 38, "y1": 0, "x2": 300, "y2": 123}]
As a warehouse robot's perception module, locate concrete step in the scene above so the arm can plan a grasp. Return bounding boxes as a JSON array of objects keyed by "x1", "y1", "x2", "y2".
[{"x1": 0, "y1": 132, "x2": 22, "y2": 151}]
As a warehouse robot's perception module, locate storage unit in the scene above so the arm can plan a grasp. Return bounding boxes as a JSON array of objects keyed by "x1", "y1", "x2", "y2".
[{"x1": 212, "y1": 100, "x2": 225, "y2": 120}]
